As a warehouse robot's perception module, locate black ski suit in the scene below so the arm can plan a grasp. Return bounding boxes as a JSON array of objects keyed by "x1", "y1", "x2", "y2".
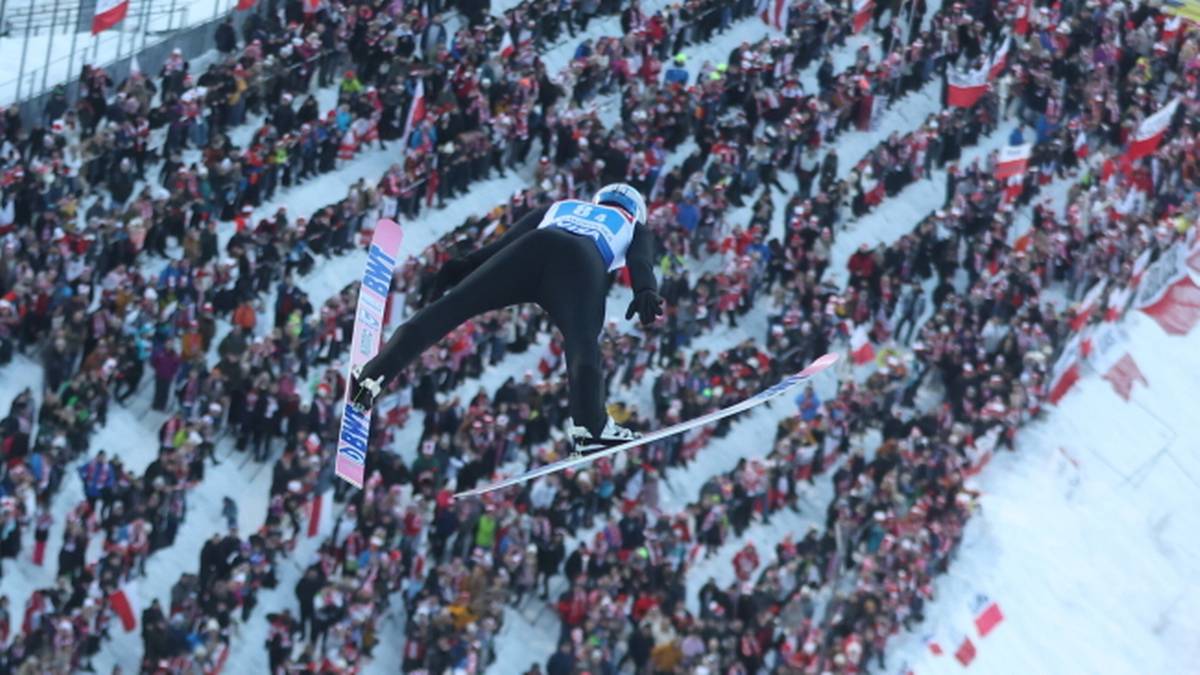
[{"x1": 361, "y1": 203, "x2": 659, "y2": 437}]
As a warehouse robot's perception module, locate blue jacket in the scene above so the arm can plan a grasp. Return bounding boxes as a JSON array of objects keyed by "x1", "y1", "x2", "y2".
[
  {"x1": 676, "y1": 201, "x2": 700, "y2": 231},
  {"x1": 664, "y1": 67, "x2": 689, "y2": 86},
  {"x1": 794, "y1": 390, "x2": 821, "y2": 422}
]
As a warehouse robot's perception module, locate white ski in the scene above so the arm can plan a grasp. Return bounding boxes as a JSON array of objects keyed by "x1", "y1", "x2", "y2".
[
  {"x1": 455, "y1": 352, "x2": 840, "y2": 498},
  {"x1": 335, "y1": 219, "x2": 404, "y2": 489}
]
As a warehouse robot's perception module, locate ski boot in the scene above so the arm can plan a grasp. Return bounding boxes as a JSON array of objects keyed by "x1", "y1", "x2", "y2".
[
  {"x1": 347, "y1": 365, "x2": 384, "y2": 414},
  {"x1": 566, "y1": 416, "x2": 641, "y2": 458}
]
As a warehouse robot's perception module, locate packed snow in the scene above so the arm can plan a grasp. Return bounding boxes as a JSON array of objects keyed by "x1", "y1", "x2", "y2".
[{"x1": 884, "y1": 312, "x2": 1200, "y2": 675}]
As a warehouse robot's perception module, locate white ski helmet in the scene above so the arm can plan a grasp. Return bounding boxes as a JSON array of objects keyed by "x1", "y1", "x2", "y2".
[{"x1": 593, "y1": 183, "x2": 647, "y2": 225}]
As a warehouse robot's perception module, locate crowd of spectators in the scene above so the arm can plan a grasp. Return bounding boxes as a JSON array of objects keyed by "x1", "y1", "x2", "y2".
[{"x1": 0, "y1": 0, "x2": 1197, "y2": 672}]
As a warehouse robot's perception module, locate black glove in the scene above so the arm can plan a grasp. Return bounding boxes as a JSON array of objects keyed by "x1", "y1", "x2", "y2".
[
  {"x1": 625, "y1": 289, "x2": 664, "y2": 326},
  {"x1": 431, "y1": 258, "x2": 475, "y2": 299}
]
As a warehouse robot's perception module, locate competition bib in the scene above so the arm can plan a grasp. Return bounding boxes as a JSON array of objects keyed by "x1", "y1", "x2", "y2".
[{"x1": 539, "y1": 199, "x2": 635, "y2": 271}]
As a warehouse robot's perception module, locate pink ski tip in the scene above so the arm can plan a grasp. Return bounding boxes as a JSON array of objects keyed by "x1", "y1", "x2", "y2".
[
  {"x1": 335, "y1": 456, "x2": 365, "y2": 489},
  {"x1": 800, "y1": 352, "x2": 839, "y2": 376}
]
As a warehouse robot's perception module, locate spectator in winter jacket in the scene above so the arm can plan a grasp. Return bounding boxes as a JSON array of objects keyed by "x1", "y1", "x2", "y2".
[
  {"x1": 536, "y1": 530, "x2": 566, "y2": 598},
  {"x1": 546, "y1": 640, "x2": 576, "y2": 675},
  {"x1": 42, "y1": 337, "x2": 75, "y2": 395},
  {"x1": 664, "y1": 55, "x2": 689, "y2": 86},
  {"x1": 894, "y1": 281, "x2": 927, "y2": 343},
  {"x1": 294, "y1": 566, "x2": 323, "y2": 641},
  {"x1": 847, "y1": 243, "x2": 878, "y2": 283},
  {"x1": 77, "y1": 451, "x2": 114, "y2": 510},
  {"x1": 819, "y1": 149, "x2": 839, "y2": 192},
  {"x1": 794, "y1": 385, "x2": 821, "y2": 422},
  {"x1": 214, "y1": 17, "x2": 237, "y2": 54},
  {"x1": 149, "y1": 340, "x2": 183, "y2": 411}
]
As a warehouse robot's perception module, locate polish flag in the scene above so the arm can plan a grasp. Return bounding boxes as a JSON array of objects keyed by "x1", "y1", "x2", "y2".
[
  {"x1": 1074, "y1": 129, "x2": 1089, "y2": 159},
  {"x1": 1130, "y1": 248, "x2": 1153, "y2": 287},
  {"x1": 853, "y1": 0, "x2": 875, "y2": 33},
  {"x1": 972, "y1": 594, "x2": 1005, "y2": 637},
  {"x1": 1105, "y1": 285, "x2": 1131, "y2": 321},
  {"x1": 995, "y1": 143, "x2": 1032, "y2": 179},
  {"x1": 757, "y1": 0, "x2": 791, "y2": 30},
  {"x1": 1048, "y1": 332, "x2": 1085, "y2": 404},
  {"x1": 499, "y1": 30, "x2": 515, "y2": 58},
  {"x1": 402, "y1": 79, "x2": 426, "y2": 154},
  {"x1": 1163, "y1": 15, "x2": 1182, "y2": 42},
  {"x1": 1088, "y1": 324, "x2": 1149, "y2": 400},
  {"x1": 308, "y1": 491, "x2": 323, "y2": 538},
  {"x1": 1070, "y1": 279, "x2": 1107, "y2": 331},
  {"x1": 1013, "y1": 0, "x2": 1032, "y2": 35},
  {"x1": 988, "y1": 35, "x2": 1011, "y2": 80},
  {"x1": 1103, "y1": 353, "x2": 1150, "y2": 400},
  {"x1": 850, "y1": 323, "x2": 875, "y2": 365},
  {"x1": 109, "y1": 582, "x2": 140, "y2": 632},
  {"x1": 947, "y1": 63, "x2": 990, "y2": 108},
  {"x1": 91, "y1": 0, "x2": 129, "y2": 35},
  {"x1": 1002, "y1": 173, "x2": 1024, "y2": 203},
  {"x1": 1126, "y1": 97, "x2": 1180, "y2": 161}
]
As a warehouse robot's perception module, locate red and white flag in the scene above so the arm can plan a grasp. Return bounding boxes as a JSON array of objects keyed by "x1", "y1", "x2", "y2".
[
  {"x1": 109, "y1": 582, "x2": 140, "y2": 632},
  {"x1": 498, "y1": 30, "x2": 515, "y2": 58},
  {"x1": 1133, "y1": 242, "x2": 1200, "y2": 335},
  {"x1": 402, "y1": 78, "x2": 427, "y2": 155},
  {"x1": 972, "y1": 594, "x2": 1005, "y2": 638},
  {"x1": 757, "y1": 0, "x2": 791, "y2": 30},
  {"x1": 1070, "y1": 279, "x2": 1107, "y2": 331},
  {"x1": 1103, "y1": 353, "x2": 1150, "y2": 400},
  {"x1": 1163, "y1": 15, "x2": 1182, "y2": 42},
  {"x1": 1013, "y1": 0, "x2": 1032, "y2": 35},
  {"x1": 308, "y1": 491, "x2": 323, "y2": 538},
  {"x1": 1139, "y1": 276, "x2": 1200, "y2": 336},
  {"x1": 947, "y1": 63, "x2": 990, "y2": 108},
  {"x1": 1130, "y1": 247, "x2": 1153, "y2": 287},
  {"x1": 988, "y1": 35, "x2": 1011, "y2": 80},
  {"x1": 1126, "y1": 97, "x2": 1180, "y2": 161},
  {"x1": 995, "y1": 143, "x2": 1032, "y2": 179},
  {"x1": 1088, "y1": 324, "x2": 1149, "y2": 400},
  {"x1": 91, "y1": 0, "x2": 129, "y2": 35},
  {"x1": 853, "y1": 0, "x2": 875, "y2": 33},
  {"x1": 850, "y1": 323, "x2": 875, "y2": 365},
  {"x1": 1074, "y1": 129, "x2": 1089, "y2": 159},
  {"x1": 1048, "y1": 332, "x2": 1086, "y2": 404},
  {"x1": 1003, "y1": 173, "x2": 1024, "y2": 203},
  {"x1": 1105, "y1": 284, "x2": 1131, "y2": 321}
]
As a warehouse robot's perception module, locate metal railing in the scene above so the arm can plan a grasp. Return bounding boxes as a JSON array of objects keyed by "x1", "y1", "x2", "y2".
[{"x1": 7, "y1": 0, "x2": 252, "y2": 123}]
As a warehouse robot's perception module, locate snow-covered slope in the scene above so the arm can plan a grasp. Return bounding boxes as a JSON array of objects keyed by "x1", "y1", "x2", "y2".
[{"x1": 885, "y1": 311, "x2": 1200, "y2": 675}]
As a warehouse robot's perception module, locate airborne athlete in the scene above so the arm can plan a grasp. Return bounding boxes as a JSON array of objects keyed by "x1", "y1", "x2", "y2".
[{"x1": 348, "y1": 183, "x2": 665, "y2": 453}]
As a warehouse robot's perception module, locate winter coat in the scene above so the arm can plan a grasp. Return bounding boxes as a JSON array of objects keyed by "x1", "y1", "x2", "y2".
[{"x1": 150, "y1": 346, "x2": 182, "y2": 381}]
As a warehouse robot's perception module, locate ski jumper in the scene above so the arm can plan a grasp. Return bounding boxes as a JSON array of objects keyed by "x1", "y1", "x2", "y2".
[{"x1": 360, "y1": 199, "x2": 659, "y2": 437}]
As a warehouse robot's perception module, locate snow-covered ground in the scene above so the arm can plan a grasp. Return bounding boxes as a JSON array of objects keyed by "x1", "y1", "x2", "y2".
[{"x1": 885, "y1": 311, "x2": 1200, "y2": 675}]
